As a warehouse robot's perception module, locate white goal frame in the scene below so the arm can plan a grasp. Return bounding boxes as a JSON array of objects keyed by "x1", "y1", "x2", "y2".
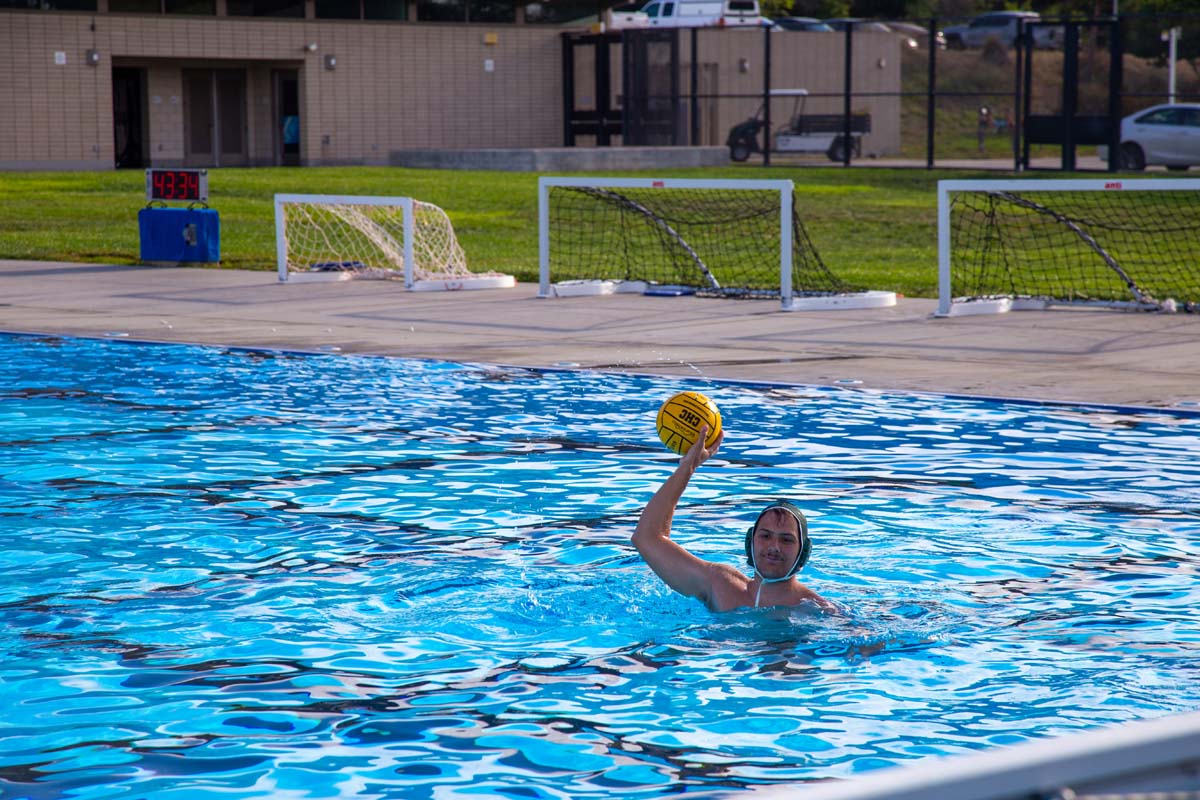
[
  {"x1": 274, "y1": 193, "x2": 514, "y2": 291},
  {"x1": 937, "y1": 178, "x2": 1200, "y2": 316},
  {"x1": 539, "y1": 177, "x2": 800, "y2": 310},
  {"x1": 276, "y1": 194, "x2": 416, "y2": 286}
]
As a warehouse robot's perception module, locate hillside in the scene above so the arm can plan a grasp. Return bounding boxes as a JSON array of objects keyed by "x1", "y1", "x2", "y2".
[{"x1": 895, "y1": 44, "x2": 1199, "y2": 158}]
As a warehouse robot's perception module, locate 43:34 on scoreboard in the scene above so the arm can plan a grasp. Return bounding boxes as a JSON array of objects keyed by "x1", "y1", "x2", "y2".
[{"x1": 145, "y1": 168, "x2": 208, "y2": 204}]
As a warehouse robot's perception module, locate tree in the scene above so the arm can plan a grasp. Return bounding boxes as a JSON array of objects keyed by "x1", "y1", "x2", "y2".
[{"x1": 773, "y1": 0, "x2": 851, "y2": 16}]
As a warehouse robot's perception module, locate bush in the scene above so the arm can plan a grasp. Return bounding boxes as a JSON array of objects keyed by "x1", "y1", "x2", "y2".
[{"x1": 981, "y1": 38, "x2": 1010, "y2": 66}]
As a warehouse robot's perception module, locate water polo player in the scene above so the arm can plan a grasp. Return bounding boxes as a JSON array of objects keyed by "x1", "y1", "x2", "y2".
[{"x1": 632, "y1": 424, "x2": 832, "y2": 612}]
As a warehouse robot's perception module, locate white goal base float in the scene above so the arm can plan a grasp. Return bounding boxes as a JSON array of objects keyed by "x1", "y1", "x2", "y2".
[
  {"x1": 550, "y1": 280, "x2": 648, "y2": 297},
  {"x1": 410, "y1": 274, "x2": 516, "y2": 292},
  {"x1": 281, "y1": 269, "x2": 515, "y2": 291},
  {"x1": 281, "y1": 270, "x2": 357, "y2": 283},
  {"x1": 944, "y1": 297, "x2": 1098, "y2": 316},
  {"x1": 550, "y1": 281, "x2": 896, "y2": 309},
  {"x1": 944, "y1": 297, "x2": 1013, "y2": 316},
  {"x1": 783, "y1": 290, "x2": 897, "y2": 311}
]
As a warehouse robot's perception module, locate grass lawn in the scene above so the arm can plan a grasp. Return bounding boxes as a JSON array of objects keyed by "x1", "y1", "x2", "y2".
[{"x1": 0, "y1": 165, "x2": 1089, "y2": 300}]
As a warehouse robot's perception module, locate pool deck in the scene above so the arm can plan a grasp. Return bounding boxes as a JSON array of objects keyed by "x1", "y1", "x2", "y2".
[{"x1": 2, "y1": 258, "x2": 1198, "y2": 410}]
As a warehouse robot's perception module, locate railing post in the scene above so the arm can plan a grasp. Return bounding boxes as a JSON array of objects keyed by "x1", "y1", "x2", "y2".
[
  {"x1": 842, "y1": 23, "x2": 853, "y2": 166},
  {"x1": 762, "y1": 24, "x2": 772, "y2": 167},
  {"x1": 927, "y1": 17, "x2": 937, "y2": 169}
]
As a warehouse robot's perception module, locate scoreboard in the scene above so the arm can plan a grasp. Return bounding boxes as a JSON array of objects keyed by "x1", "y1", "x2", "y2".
[{"x1": 145, "y1": 169, "x2": 208, "y2": 203}]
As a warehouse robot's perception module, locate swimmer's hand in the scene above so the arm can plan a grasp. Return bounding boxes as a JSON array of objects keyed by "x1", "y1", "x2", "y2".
[{"x1": 681, "y1": 424, "x2": 723, "y2": 472}]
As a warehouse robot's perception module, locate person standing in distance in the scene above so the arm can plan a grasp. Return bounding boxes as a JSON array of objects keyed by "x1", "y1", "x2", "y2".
[{"x1": 633, "y1": 424, "x2": 833, "y2": 612}]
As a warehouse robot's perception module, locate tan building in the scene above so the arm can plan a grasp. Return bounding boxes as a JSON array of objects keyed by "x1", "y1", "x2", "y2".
[{"x1": 0, "y1": 1, "x2": 900, "y2": 170}]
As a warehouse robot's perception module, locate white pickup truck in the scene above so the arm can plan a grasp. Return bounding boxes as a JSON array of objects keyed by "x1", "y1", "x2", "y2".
[
  {"x1": 616, "y1": 0, "x2": 770, "y2": 29},
  {"x1": 943, "y1": 11, "x2": 1063, "y2": 49}
]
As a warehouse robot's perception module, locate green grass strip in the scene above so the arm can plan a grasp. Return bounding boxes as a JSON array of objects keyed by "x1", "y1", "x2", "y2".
[{"x1": 0, "y1": 166, "x2": 1096, "y2": 299}]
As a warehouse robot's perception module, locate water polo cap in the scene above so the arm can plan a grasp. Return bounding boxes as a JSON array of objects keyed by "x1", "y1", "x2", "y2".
[{"x1": 744, "y1": 499, "x2": 811, "y2": 582}]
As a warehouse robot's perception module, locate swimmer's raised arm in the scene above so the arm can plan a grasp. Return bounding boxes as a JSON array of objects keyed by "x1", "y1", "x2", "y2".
[{"x1": 632, "y1": 425, "x2": 726, "y2": 604}]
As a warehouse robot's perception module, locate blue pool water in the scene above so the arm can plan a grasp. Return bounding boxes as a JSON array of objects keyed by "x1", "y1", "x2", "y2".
[{"x1": 2, "y1": 333, "x2": 1199, "y2": 799}]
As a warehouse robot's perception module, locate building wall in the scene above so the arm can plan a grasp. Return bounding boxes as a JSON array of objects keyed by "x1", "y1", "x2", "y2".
[
  {"x1": 1, "y1": 12, "x2": 114, "y2": 168},
  {"x1": 293, "y1": 21, "x2": 560, "y2": 164},
  {"x1": 0, "y1": 11, "x2": 901, "y2": 170},
  {"x1": 0, "y1": 11, "x2": 564, "y2": 169}
]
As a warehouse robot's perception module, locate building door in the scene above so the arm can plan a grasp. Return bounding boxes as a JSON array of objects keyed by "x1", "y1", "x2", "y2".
[
  {"x1": 561, "y1": 32, "x2": 623, "y2": 146},
  {"x1": 183, "y1": 69, "x2": 248, "y2": 167},
  {"x1": 622, "y1": 29, "x2": 681, "y2": 146},
  {"x1": 112, "y1": 67, "x2": 147, "y2": 169},
  {"x1": 273, "y1": 69, "x2": 300, "y2": 166}
]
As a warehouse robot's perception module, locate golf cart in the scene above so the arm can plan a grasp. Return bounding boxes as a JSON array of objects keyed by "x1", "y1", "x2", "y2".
[{"x1": 727, "y1": 89, "x2": 871, "y2": 162}]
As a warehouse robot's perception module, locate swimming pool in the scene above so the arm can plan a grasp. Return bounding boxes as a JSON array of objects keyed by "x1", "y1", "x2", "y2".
[{"x1": 3, "y1": 333, "x2": 1199, "y2": 799}]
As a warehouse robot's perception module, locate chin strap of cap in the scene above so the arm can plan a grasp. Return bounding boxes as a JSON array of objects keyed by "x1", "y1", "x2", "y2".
[{"x1": 753, "y1": 563, "x2": 798, "y2": 607}]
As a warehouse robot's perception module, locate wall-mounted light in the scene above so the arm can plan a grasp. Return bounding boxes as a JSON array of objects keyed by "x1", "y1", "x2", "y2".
[
  {"x1": 737, "y1": 57, "x2": 749, "y2": 73},
  {"x1": 86, "y1": 49, "x2": 100, "y2": 66},
  {"x1": 305, "y1": 42, "x2": 318, "y2": 52},
  {"x1": 324, "y1": 54, "x2": 337, "y2": 70}
]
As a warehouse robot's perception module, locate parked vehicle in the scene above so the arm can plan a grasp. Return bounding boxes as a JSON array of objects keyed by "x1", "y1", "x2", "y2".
[
  {"x1": 1097, "y1": 103, "x2": 1200, "y2": 171},
  {"x1": 824, "y1": 18, "x2": 918, "y2": 49},
  {"x1": 727, "y1": 89, "x2": 870, "y2": 162},
  {"x1": 636, "y1": 0, "x2": 770, "y2": 28},
  {"x1": 605, "y1": 2, "x2": 651, "y2": 29},
  {"x1": 772, "y1": 16, "x2": 833, "y2": 32},
  {"x1": 943, "y1": 11, "x2": 1062, "y2": 49},
  {"x1": 884, "y1": 20, "x2": 948, "y2": 50}
]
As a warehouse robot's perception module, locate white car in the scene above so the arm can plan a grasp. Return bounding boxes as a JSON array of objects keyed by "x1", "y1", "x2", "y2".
[{"x1": 1101, "y1": 103, "x2": 1200, "y2": 171}]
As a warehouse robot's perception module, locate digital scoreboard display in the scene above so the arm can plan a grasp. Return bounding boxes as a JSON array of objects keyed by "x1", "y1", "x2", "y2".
[{"x1": 145, "y1": 169, "x2": 208, "y2": 203}]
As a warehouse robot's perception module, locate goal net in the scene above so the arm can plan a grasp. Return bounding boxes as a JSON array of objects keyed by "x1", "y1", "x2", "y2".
[
  {"x1": 274, "y1": 194, "x2": 514, "y2": 290},
  {"x1": 938, "y1": 179, "x2": 1200, "y2": 315},
  {"x1": 538, "y1": 177, "x2": 894, "y2": 311}
]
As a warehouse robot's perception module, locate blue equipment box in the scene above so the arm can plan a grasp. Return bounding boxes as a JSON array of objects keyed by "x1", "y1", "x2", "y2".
[{"x1": 138, "y1": 207, "x2": 220, "y2": 263}]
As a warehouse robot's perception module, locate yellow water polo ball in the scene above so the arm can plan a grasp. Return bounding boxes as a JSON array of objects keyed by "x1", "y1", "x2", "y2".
[{"x1": 656, "y1": 391, "x2": 722, "y2": 455}]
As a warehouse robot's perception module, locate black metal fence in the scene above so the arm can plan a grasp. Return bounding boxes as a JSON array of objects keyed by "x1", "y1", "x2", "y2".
[{"x1": 563, "y1": 13, "x2": 1200, "y2": 171}]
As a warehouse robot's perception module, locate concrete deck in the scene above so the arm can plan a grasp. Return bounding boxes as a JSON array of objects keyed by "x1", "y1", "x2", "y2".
[{"x1": 2, "y1": 258, "x2": 1198, "y2": 410}]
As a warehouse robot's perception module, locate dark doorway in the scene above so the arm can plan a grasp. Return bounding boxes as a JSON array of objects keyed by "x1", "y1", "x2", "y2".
[
  {"x1": 273, "y1": 69, "x2": 300, "y2": 166},
  {"x1": 112, "y1": 67, "x2": 147, "y2": 169},
  {"x1": 622, "y1": 29, "x2": 681, "y2": 146},
  {"x1": 561, "y1": 31, "x2": 623, "y2": 146},
  {"x1": 560, "y1": 29, "x2": 684, "y2": 147},
  {"x1": 183, "y1": 68, "x2": 248, "y2": 167}
]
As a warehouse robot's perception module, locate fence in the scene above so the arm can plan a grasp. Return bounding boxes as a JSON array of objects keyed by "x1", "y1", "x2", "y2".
[{"x1": 564, "y1": 13, "x2": 1200, "y2": 171}]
